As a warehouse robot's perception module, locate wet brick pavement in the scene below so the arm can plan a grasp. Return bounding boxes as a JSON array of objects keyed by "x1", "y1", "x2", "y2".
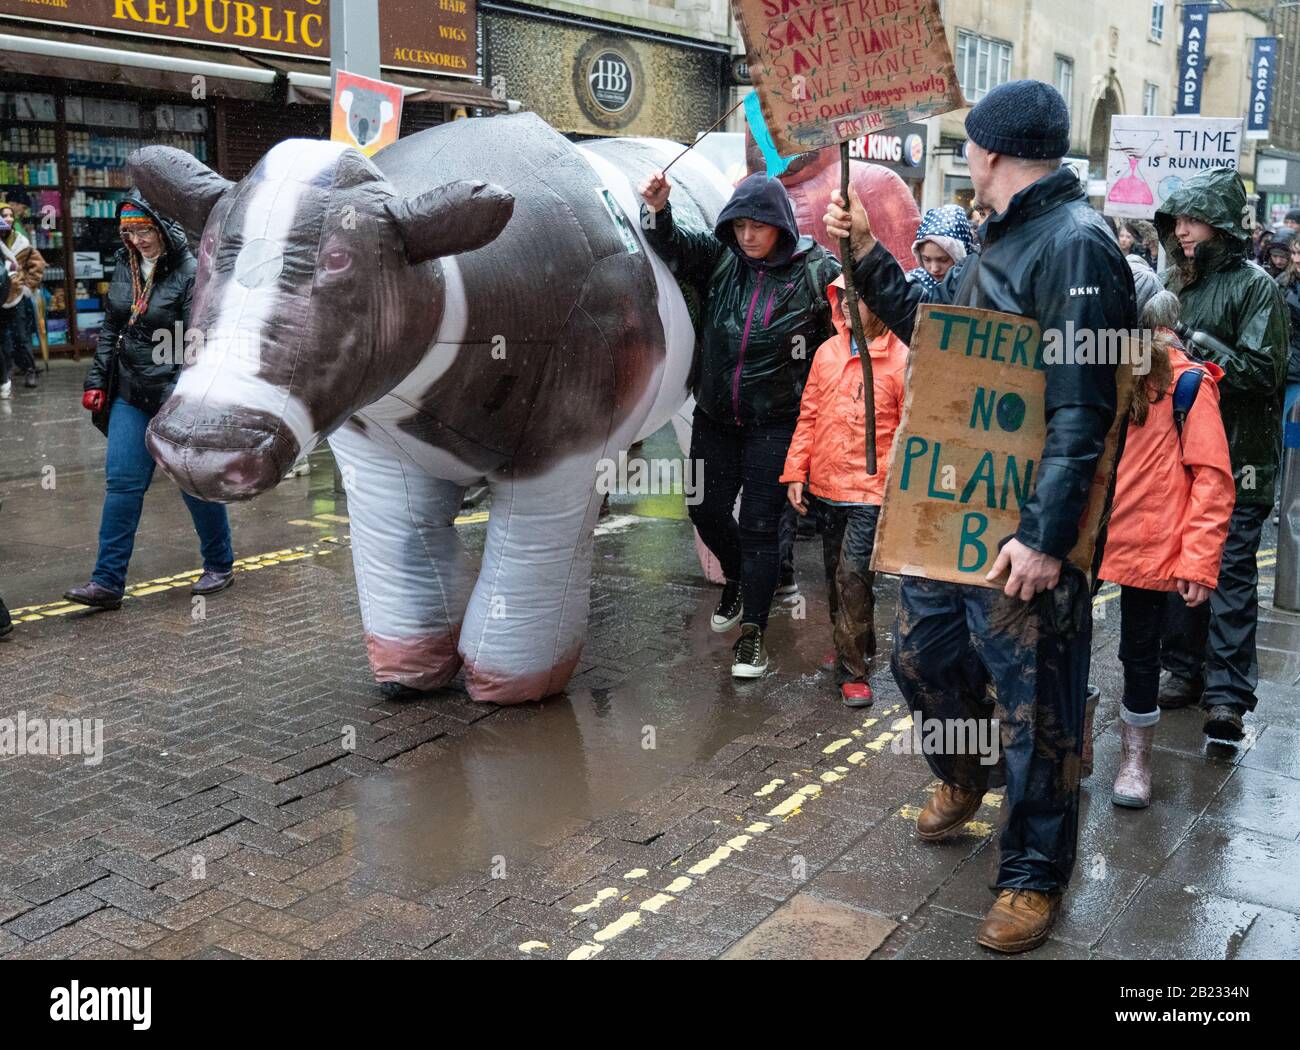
[{"x1": 0, "y1": 362, "x2": 1297, "y2": 959}]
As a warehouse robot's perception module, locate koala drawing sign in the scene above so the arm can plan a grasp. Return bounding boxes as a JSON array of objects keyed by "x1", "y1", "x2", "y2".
[
  {"x1": 333, "y1": 71, "x2": 403, "y2": 155},
  {"x1": 128, "y1": 113, "x2": 731, "y2": 704}
]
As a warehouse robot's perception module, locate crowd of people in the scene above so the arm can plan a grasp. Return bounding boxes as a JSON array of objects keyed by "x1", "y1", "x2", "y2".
[
  {"x1": 0, "y1": 77, "x2": 1293, "y2": 956},
  {"x1": 642, "y1": 79, "x2": 1290, "y2": 953}
]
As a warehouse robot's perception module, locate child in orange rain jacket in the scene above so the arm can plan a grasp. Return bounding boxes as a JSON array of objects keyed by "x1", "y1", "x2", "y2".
[
  {"x1": 1098, "y1": 290, "x2": 1235, "y2": 809},
  {"x1": 781, "y1": 275, "x2": 908, "y2": 708}
]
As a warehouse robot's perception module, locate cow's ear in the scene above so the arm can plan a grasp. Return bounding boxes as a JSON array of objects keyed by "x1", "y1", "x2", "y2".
[
  {"x1": 128, "y1": 146, "x2": 232, "y2": 243},
  {"x1": 385, "y1": 180, "x2": 514, "y2": 264}
]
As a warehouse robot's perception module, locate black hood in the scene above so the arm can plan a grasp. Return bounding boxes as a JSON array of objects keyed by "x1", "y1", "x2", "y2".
[
  {"x1": 715, "y1": 173, "x2": 802, "y2": 268},
  {"x1": 116, "y1": 192, "x2": 192, "y2": 270}
]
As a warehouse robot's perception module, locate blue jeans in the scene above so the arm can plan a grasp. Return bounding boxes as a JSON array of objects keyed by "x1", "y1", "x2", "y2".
[{"x1": 93, "y1": 398, "x2": 233, "y2": 594}]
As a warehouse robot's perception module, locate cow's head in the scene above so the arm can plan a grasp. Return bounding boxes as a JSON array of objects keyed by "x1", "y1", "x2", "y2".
[{"x1": 130, "y1": 139, "x2": 513, "y2": 501}]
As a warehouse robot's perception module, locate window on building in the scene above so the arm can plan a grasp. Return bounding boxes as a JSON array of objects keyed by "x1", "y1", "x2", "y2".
[
  {"x1": 956, "y1": 30, "x2": 1014, "y2": 103},
  {"x1": 1150, "y1": 0, "x2": 1165, "y2": 42},
  {"x1": 1143, "y1": 82, "x2": 1159, "y2": 116},
  {"x1": 1055, "y1": 55, "x2": 1074, "y2": 121}
]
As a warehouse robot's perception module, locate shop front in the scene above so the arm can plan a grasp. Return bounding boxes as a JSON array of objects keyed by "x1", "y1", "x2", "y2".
[
  {"x1": 480, "y1": 0, "x2": 729, "y2": 143},
  {"x1": 0, "y1": 1, "x2": 497, "y2": 357},
  {"x1": 847, "y1": 122, "x2": 928, "y2": 206},
  {"x1": 1255, "y1": 149, "x2": 1300, "y2": 227}
]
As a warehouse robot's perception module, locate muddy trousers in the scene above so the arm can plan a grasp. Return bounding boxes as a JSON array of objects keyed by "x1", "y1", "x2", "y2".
[
  {"x1": 815, "y1": 500, "x2": 879, "y2": 685},
  {"x1": 890, "y1": 577, "x2": 1092, "y2": 893},
  {"x1": 1161, "y1": 504, "x2": 1270, "y2": 712}
]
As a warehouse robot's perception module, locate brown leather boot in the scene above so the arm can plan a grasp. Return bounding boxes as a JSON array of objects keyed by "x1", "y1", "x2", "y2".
[
  {"x1": 915, "y1": 783, "x2": 983, "y2": 841},
  {"x1": 976, "y1": 889, "x2": 1061, "y2": 953}
]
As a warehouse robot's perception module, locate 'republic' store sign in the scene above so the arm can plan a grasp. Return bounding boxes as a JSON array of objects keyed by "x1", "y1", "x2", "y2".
[{"x1": 0, "y1": 0, "x2": 476, "y2": 76}]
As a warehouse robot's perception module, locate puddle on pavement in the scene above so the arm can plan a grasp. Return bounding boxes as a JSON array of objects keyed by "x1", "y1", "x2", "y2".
[{"x1": 335, "y1": 569, "x2": 900, "y2": 886}]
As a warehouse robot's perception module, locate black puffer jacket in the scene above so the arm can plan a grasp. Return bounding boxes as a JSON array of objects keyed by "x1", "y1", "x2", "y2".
[
  {"x1": 642, "y1": 174, "x2": 840, "y2": 426},
  {"x1": 853, "y1": 166, "x2": 1136, "y2": 561},
  {"x1": 85, "y1": 195, "x2": 196, "y2": 417}
]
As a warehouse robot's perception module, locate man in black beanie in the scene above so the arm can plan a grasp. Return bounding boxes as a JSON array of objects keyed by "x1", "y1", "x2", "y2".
[{"x1": 826, "y1": 80, "x2": 1137, "y2": 953}]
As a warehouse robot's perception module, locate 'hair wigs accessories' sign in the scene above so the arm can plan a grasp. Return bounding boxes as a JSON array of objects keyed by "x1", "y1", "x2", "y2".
[
  {"x1": 871, "y1": 306, "x2": 1130, "y2": 588},
  {"x1": 730, "y1": 0, "x2": 964, "y2": 156}
]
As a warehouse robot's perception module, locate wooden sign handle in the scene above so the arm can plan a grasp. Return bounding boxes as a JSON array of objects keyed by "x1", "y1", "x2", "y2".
[{"x1": 837, "y1": 141, "x2": 878, "y2": 476}]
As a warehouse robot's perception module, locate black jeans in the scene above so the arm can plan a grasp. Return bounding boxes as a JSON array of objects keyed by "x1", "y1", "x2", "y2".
[
  {"x1": 1162, "y1": 504, "x2": 1270, "y2": 711},
  {"x1": 1119, "y1": 586, "x2": 1165, "y2": 720},
  {"x1": 688, "y1": 407, "x2": 795, "y2": 631}
]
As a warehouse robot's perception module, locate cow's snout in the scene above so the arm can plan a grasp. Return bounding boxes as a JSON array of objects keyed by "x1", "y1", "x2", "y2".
[{"x1": 146, "y1": 402, "x2": 301, "y2": 502}]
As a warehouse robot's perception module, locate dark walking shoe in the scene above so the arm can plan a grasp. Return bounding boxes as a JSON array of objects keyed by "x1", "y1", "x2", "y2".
[
  {"x1": 731, "y1": 624, "x2": 769, "y2": 678},
  {"x1": 0, "y1": 622, "x2": 12, "y2": 639},
  {"x1": 62, "y1": 582, "x2": 124, "y2": 610},
  {"x1": 711, "y1": 579, "x2": 743, "y2": 633},
  {"x1": 916, "y1": 782, "x2": 983, "y2": 842},
  {"x1": 23, "y1": 370, "x2": 37, "y2": 389},
  {"x1": 976, "y1": 889, "x2": 1061, "y2": 954},
  {"x1": 1157, "y1": 670, "x2": 1203, "y2": 709},
  {"x1": 840, "y1": 682, "x2": 873, "y2": 708},
  {"x1": 379, "y1": 682, "x2": 430, "y2": 702},
  {"x1": 1203, "y1": 704, "x2": 1245, "y2": 742},
  {"x1": 774, "y1": 568, "x2": 798, "y2": 596},
  {"x1": 191, "y1": 570, "x2": 234, "y2": 596}
]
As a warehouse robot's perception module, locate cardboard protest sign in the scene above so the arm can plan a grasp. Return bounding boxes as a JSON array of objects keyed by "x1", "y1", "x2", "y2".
[
  {"x1": 331, "y1": 71, "x2": 404, "y2": 157},
  {"x1": 871, "y1": 305, "x2": 1130, "y2": 587},
  {"x1": 1104, "y1": 116, "x2": 1243, "y2": 220},
  {"x1": 731, "y1": 0, "x2": 964, "y2": 156}
]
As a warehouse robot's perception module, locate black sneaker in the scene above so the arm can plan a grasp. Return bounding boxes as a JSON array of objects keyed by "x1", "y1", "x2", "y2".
[
  {"x1": 1157, "y1": 670, "x2": 1203, "y2": 709},
  {"x1": 23, "y1": 370, "x2": 37, "y2": 389},
  {"x1": 774, "y1": 568, "x2": 798, "y2": 596},
  {"x1": 711, "y1": 580, "x2": 743, "y2": 633},
  {"x1": 1204, "y1": 704, "x2": 1245, "y2": 742},
  {"x1": 731, "y1": 623, "x2": 769, "y2": 678}
]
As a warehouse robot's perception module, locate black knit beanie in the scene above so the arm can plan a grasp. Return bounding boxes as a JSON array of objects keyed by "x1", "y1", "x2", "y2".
[{"x1": 965, "y1": 80, "x2": 1071, "y2": 160}]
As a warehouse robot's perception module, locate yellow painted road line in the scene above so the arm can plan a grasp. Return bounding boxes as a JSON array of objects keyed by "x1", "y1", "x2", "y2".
[{"x1": 554, "y1": 704, "x2": 909, "y2": 959}]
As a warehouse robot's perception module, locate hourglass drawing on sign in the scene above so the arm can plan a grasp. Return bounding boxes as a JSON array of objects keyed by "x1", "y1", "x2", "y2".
[{"x1": 1107, "y1": 127, "x2": 1161, "y2": 206}]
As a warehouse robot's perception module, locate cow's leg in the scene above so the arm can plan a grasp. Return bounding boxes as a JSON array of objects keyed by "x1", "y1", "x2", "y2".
[
  {"x1": 671, "y1": 398, "x2": 727, "y2": 584},
  {"x1": 458, "y1": 455, "x2": 604, "y2": 704},
  {"x1": 329, "y1": 423, "x2": 474, "y2": 691}
]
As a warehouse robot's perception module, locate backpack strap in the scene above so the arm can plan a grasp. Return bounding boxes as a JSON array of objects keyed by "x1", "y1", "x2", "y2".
[{"x1": 1172, "y1": 368, "x2": 1204, "y2": 443}]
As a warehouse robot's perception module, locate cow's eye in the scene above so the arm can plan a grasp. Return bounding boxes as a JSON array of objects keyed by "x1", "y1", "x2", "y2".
[{"x1": 323, "y1": 248, "x2": 351, "y2": 274}]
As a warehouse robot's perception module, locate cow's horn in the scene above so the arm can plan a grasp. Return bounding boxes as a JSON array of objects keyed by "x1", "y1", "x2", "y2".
[
  {"x1": 385, "y1": 180, "x2": 514, "y2": 264},
  {"x1": 128, "y1": 146, "x2": 233, "y2": 243}
]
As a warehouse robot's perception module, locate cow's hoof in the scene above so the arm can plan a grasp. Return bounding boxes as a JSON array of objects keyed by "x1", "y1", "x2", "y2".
[
  {"x1": 461, "y1": 645, "x2": 583, "y2": 704},
  {"x1": 365, "y1": 630, "x2": 462, "y2": 692}
]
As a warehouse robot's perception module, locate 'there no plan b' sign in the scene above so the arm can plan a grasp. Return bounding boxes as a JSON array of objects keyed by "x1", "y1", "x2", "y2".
[{"x1": 871, "y1": 306, "x2": 1125, "y2": 588}]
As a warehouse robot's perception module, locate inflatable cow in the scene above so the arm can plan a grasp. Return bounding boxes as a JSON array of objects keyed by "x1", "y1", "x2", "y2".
[{"x1": 128, "y1": 113, "x2": 733, "y2": 704}]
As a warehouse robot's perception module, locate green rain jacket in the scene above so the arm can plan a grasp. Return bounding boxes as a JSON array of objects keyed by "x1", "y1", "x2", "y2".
[{"x1": 1157, "y1": 167, "x2": 1289, "y2": 505}]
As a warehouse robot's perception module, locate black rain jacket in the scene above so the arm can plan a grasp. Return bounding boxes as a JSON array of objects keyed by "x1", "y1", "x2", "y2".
[
  {"x1": 85, "y1": 195, "x2": 197, "y2": 417},
  {"x1": 641, "y1": 173, "x2": 840, "y2": 426}
]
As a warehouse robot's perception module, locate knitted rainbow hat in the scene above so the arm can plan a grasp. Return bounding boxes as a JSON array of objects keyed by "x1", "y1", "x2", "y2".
[{"x1": 119, "y1": 202, "x2": 155, "y2": 228}]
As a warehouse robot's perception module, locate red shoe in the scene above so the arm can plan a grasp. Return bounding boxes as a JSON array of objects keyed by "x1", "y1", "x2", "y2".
[{"x1": 840, "y1": 682, "x2": 873, "y2": 708}]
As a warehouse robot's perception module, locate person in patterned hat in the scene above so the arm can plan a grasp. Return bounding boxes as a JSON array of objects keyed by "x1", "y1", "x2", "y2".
[{"x1": 907, "y1": 205, "x2": 977, "y2": 293}]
